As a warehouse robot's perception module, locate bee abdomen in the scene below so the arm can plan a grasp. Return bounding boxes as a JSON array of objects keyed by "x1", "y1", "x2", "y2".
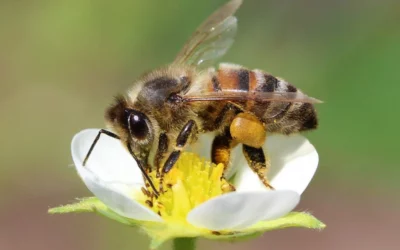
[
  {"x1": 211, "y1": 63, "x2": 291, "y2": 93},
  {"x1": 210, "y1": 63, "x2": 317, "y2": 134}
]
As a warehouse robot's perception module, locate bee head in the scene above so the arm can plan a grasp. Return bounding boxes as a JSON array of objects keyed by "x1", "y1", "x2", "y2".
[{"x1": 105, "y1": 95, "x2": 154, "y2": 162}]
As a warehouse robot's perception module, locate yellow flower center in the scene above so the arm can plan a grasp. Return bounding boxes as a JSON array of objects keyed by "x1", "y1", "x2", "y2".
[{"x1": 135, "y1": 152, "x2": 231, "y2": 224}]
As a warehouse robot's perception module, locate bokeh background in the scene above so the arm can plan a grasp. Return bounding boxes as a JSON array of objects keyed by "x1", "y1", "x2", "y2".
[{"x1": 1, "y1": 0, "x2": 399, "y2": 249}]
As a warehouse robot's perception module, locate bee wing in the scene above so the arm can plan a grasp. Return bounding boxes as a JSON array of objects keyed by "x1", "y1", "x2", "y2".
[
  {"x1": 183, "y1": 90, "x2": 323, "y2": 104},
  {"x1": 173, "y1": 0, "x2": 242, "y2": 67}
]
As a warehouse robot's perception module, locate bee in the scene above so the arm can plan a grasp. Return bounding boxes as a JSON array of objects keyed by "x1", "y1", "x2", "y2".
[{"x1": 83, "y1": 0, "x2": 320, "y2": 195}]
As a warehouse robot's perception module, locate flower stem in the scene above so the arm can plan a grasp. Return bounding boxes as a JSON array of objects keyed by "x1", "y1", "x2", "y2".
[{"x1": 173, "y1": 237, "x2": 196, "y2": 250}]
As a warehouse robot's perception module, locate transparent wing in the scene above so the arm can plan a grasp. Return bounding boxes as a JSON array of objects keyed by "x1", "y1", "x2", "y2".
[
  {"x1": 173, "y1": 0, "x2": 242, "y2": 67},
  {"x1": 182, "y1": 90, "x2": 323, "y2": 104}
]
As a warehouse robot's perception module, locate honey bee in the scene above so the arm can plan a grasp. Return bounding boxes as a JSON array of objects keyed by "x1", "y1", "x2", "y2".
[{"x1": 83, "y1": 0, "x2": 320, "y2": 195}]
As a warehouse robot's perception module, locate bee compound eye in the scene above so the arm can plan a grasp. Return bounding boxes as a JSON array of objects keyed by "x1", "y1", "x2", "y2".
[{"x1": 128, "y1": 110, "x2": 150, "y2": 141}]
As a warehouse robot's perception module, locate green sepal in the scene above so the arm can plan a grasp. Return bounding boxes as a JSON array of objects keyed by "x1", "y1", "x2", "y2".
[
  {"x1": 245, "y1": 212, "x2": 326, "y2": 232},
  {"x1": 48, "y1": 197, "x2": 105, "y2": 213},
  {"x1": 204, "y1": 212, "x2": 325, "y2": 241},
  {"x1": 49, "y1": 198, "x2": 325, "y2": 249},
  {"x1": 150, "y1": 237, "x2": 165, "y2": 250},
  {"x1": 48, "y1": 197, "x2": 135, "y2": 226}
]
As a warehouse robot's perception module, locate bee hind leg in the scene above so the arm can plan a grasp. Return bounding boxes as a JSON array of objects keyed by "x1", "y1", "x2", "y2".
[
  {"x1": 229, "y1": 112, "x2": 273, "y2": 189},
  {"x1": 242, "y1": 145, "x2": 274, "y2": 190}
]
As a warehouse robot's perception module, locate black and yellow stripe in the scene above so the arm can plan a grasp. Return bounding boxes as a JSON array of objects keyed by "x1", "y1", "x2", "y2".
[{"x1": 205, "y1": 63, "x2": 318, "y2": 134}]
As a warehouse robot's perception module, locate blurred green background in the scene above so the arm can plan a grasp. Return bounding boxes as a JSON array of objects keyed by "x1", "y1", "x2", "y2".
[{"x1": 1, "y1": 0, "x2": 399, "y2": 249}]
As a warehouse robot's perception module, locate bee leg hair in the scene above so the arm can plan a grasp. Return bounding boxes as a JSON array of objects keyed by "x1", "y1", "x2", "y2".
[{"x1": 242, "y1": 145, "x2": 274, "y2": 189}]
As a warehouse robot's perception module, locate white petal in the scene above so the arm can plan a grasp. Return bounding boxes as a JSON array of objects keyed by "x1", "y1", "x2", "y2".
[
  {"x1": 78, "y1": 167, "x2": 163, "y2": 222},
  {"x1": 72, "y1": 129, "x2": 162, "y2": 222},
  {"x1": 187, "y1": 133, "x2": 214, "y2": 160},
  {"x1": 72, "y1": 129, "x2": 144, "y2": 185},
  {"x1": 187, "y1": 190, "x2": 299, "y2": 230},
  {"x1": 234, "y1": 135, "x2": 319, "y2": 195},
  {"x1": 233, "y1": 163, "x2": 266, "y2": 192}
]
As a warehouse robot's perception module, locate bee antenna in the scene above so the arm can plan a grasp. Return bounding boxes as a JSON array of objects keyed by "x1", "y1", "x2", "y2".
[
  {"x1": 83, "y1": 130, "x2": 159, "y2": 197},
  {"x1": 127, "y1": 143, "x2": 160, "y2": 197}
]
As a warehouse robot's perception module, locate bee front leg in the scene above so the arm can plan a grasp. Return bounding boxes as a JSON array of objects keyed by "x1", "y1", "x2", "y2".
[
  {"x1": 162, "y1": 120, "x2": 198, "y2": 174},
  {"x1": 154, "y1": 133, "x2": 169, "y2": 174},
  {"x1": 159, "y1": 120, "x2": 197, "y2": 192}
]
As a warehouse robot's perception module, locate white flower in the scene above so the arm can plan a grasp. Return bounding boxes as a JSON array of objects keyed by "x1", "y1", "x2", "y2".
[{"x1": 50, "y1": 128, "x2": 323, "y2": 248}]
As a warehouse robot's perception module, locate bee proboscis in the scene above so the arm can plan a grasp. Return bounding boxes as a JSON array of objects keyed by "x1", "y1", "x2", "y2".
[{"x1": 83, "y1": 0, "x2": 320, "y2": 196}]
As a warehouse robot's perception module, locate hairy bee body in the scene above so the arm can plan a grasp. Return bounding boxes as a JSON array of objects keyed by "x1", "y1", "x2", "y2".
[
  {"x1": 84, "y1": 0, "x2": 320, "y2": 194},
  {"x1": 106, "y1": 63, "x2": 317, "y2": 169}
]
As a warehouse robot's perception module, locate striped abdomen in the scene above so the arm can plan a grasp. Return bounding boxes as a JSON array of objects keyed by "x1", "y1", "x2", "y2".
[{"x1": 207, "y1": 63, "x2": 318, "y2": 135}]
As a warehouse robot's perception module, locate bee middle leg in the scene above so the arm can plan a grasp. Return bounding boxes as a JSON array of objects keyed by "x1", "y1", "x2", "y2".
[{"x1": 212, "y1": 129, "x2": 238, "y2": 192}]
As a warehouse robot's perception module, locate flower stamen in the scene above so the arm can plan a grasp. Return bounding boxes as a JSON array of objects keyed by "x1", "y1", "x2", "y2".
[{"x1": 135, "y1": 152, "x2": 231, "y2": 223}]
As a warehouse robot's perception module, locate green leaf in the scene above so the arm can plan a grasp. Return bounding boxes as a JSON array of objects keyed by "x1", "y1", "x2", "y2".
[{"x1": 48, "y1": 197, "x2": 135, "y2": 226}]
